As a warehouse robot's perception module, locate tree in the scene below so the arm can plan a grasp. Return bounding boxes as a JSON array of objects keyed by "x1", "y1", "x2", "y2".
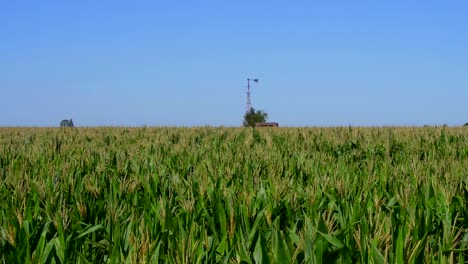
[
  {"x1": 60, "y1": 119, "x2": 74, "y2": 127},
  {"x1": 243, "y1": 108, "x2": 268, "y2": 127}
]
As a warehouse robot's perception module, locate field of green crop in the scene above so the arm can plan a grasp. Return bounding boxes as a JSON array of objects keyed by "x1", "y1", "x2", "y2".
[{"x1": 1, "y1": 127, "x2": 468, "y2": 263}]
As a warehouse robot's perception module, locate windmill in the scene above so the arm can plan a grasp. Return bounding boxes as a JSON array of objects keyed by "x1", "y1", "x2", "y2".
[{"x1": 246, "y1": 78, "x2": 259, "y2": 113}]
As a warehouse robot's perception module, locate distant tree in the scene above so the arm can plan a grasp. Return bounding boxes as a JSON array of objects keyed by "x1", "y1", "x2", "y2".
[
  {"x1": 243, "y1": 108, "x2": 268, "y2": 127},
  {"x1": 464, "y1": 123, "x2": 468, "y2": 127},
  {"x1": 60, "y1": 119, "x2": 74, "y2": 127}
]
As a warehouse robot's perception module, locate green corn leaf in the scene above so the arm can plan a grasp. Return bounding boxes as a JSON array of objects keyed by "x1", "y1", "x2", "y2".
[
  {"x1": 396, "y1": 226, "x2": 404, "y2": 264},
  {"x1": 75, "y1": 224, "x2": 103, "y2": 239},
  {"x1": 369, "y1": 240, "x2": 385, "y2": 264}
]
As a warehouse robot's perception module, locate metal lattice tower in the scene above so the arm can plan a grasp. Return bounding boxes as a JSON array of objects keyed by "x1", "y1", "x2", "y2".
[{"x1": 246, "y1": 78, "x2": 258, "y2": 113}]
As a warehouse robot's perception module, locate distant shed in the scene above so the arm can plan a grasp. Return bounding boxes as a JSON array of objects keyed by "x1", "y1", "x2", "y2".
[{"x1": 255, "y1": 122, "x2": 279, "y2": 127}]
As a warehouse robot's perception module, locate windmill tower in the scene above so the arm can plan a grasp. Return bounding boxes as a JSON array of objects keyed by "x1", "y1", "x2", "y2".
[{"x1": 246, "y1": 78, "x2": 258, "y2": 113}]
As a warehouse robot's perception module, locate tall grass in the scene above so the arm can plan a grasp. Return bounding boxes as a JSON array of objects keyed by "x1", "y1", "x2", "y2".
[{"x1": 1, "y1": 127, "x2": 467, "y2": 263}]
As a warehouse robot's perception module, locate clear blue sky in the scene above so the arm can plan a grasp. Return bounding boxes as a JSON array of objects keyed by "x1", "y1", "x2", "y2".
[{"x1": 1, "y1": 1, "x2": 467, "y2": 126}]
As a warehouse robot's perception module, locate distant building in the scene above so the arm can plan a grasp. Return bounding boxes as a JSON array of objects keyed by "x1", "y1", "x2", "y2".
[
  {"x1": 60, "y1": 119, "x2": 74, "y2": 127},
  {"x1": 255, "y1": 122, "x2": 279, "y2": 127}
]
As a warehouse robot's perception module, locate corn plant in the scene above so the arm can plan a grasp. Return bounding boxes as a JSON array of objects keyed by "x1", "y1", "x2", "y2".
[{"x1": 0, "y1": 126, "x2": 467, "y2": 263}]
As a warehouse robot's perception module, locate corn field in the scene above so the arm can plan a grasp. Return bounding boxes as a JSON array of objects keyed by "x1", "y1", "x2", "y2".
[{"x1": 1, "y1": 127, "x2": 468, "y2": 263}]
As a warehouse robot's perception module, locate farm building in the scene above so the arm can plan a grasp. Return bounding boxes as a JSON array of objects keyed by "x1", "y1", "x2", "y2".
[{"x1": 255, "y1": 122, "x2": 279, "y2": 127}]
